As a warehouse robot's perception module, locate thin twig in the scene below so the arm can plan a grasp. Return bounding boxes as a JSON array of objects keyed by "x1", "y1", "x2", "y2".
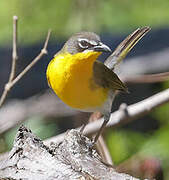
[
  {"x1": 0, "y1": 85, "x2": 9, "y2": 108},
  {"x1": 124, "y1": 72, "x2": 169, "y2": 84},
  {"x1": 9, "y1": 16, "x2": 18, "y2": 82},
  {"x1": 7, "y1": 29, "x2": 51, "y2": 90},
  {"x1": 0, "y1": 28, "x2": 51, "y2": 108},
  {"x1": 45, "y1": 88, "x2": 169, "y2": 145},
  {"x1": 0, "y1": 16, "x2": 18, "y2": 107},
  {"x1": 97, "y1": 136, "x2": 113, "y2": 166}
]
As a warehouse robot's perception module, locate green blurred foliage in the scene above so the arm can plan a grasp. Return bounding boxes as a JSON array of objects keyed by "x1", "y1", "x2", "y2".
[
  {"x1": 142, "y1": 124, "x2": 169, "y2": 161},
  {"x1": 153, "y1": 80, "x2": 169, "y2": 124},
  {"x1": 1, "y1": 0, "x2": 169, "y2": 44},
  {"x1": 106, "y1": 122, "x2": 169, "y2": 178},
  {"x1": 106, "y1": 129, "x2": 147, "y2": 164}
]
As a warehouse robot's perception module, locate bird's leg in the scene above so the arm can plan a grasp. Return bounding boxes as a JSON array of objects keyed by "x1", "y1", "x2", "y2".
[
  {"x1": 79, "y1": 122, "x2": 87, "y2": 133},
  {"x1": 93, "y1": 112, "x2": 111, "y2": 144},
  {"x1": 90, "y1": 92, "x2": 116, "y2": 147}
]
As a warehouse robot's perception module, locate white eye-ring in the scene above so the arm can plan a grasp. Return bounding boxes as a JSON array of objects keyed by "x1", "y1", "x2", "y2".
[
  {"x1": 78, "y1": 38, "x2": 89, "y2": 48},
  {"x1": 89, "y1": 40, "x2": 98, "y2": 46}
]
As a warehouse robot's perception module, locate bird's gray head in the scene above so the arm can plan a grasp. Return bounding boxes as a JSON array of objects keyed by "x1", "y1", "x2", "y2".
[{"x1": 63, "y1": 32, "x2": 111, "y2": 54}]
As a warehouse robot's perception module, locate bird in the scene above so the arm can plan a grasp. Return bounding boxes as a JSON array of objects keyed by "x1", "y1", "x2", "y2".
[{"x1": 46, "y1": 27, "x2": 150, "y2": 144}]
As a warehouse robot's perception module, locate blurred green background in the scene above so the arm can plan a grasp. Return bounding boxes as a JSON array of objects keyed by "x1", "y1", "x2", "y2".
[
  {"x1": 1, "y1": 0, "x2": 169, "y2": 44},
  {"x1": 0, "y1": 0, "x2": 169, "y2": 179}
]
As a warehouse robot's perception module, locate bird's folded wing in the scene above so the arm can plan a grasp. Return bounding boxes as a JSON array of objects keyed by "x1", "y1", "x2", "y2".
[{"x1": 93, "y1": 61, "x2": 128, "y2": 92}]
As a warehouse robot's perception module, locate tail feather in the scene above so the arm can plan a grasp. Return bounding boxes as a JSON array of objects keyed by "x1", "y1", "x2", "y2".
[{"x1": 104, "y1": 27, "x2": 151, "y2": 70}]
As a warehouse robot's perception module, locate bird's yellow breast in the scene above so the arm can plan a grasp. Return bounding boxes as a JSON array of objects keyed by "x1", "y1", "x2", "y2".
[{"x1": 46, "y1": 51, "x2": 109, "y2": 111}]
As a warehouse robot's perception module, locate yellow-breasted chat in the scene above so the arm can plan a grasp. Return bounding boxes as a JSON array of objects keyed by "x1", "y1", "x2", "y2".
[{"x1": 46, "y1": 27, "x2": 150, "y2": 143}]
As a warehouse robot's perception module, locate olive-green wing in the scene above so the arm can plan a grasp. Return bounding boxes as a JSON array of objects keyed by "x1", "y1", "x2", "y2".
[
  {"x1": 93, "y1": 61, "x2": 128, "y2": 92},
  {"x1": 104, "y1": 27, "x2": 151, "y2": 70}
]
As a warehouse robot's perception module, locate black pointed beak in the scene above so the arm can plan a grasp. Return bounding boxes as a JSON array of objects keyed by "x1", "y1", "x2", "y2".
[{"x1": 93, "y1": 42, "x2": 112, "y2": 53}]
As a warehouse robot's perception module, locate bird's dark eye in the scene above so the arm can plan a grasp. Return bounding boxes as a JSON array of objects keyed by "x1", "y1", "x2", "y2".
[
  {"x1": 78, "y1": 39, "x2": 89, "y2": 48},
  {"x1": 80, "y1": 40, "x2": 88, "y2": 47}
]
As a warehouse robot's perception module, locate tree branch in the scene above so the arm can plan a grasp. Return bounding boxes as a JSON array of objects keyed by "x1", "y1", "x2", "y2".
[
  {"x1": 124, "y1": 72, "x2": 169, "y2": 84},
  {"x1": 119, "y1": 47, "x2": 169, "y2": 76},
  {"x1": 0, "y1": 126, "x2": 140, "y2": 180},
  {"x1": 45, "y1": 88, "x2": 169, "y2": 145},
  {"x1": 0, "y1": 16, "x2": 18, "y2": 107},
  {"x1": 0, "y1": 87, "x2": 168, "y2": 162}
]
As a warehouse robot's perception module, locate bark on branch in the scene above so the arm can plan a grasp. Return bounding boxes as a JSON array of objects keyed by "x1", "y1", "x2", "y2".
[{"x1": 0, "y1": 125, "x2": 141, "y2": 180}]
